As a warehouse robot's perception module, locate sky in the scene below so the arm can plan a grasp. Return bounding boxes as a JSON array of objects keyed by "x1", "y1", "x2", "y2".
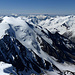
[{"x1": 0, "y1": 0, "x2": 75, "y2": 15}]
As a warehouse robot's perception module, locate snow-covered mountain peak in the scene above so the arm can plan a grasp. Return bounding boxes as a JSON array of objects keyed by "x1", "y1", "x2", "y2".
[{"x1": 0, "y1": 16, "x2": 28, "y2": 39}]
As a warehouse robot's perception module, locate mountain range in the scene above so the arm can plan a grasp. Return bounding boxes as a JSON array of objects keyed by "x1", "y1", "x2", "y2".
[{"x1": 0, "y1": 15, "x2": 75, "y2": 75}]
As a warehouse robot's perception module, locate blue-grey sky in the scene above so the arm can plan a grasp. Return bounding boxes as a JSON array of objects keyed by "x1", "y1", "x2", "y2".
[{"x1": 0, "y1": 0, "x2": 75, "y2": 15}]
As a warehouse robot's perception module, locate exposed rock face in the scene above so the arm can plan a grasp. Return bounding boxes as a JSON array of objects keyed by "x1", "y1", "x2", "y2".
[
  {"x1": 0, "y1": 34, "x2": 53, "y2": 74},
  {"x1": 0, "y1": 29, "x2": 75, "y2": 75}
]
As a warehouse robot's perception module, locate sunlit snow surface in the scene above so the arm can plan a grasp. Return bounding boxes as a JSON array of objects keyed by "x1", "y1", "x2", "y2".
[{"x1": 0, "y1": 62, "x2": 16, "y2": 75}]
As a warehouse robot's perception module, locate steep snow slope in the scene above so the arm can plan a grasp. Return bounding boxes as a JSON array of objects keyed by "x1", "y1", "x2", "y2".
[{"x1": 0, "y1": 16, "x2": 75, "y2": 75}]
